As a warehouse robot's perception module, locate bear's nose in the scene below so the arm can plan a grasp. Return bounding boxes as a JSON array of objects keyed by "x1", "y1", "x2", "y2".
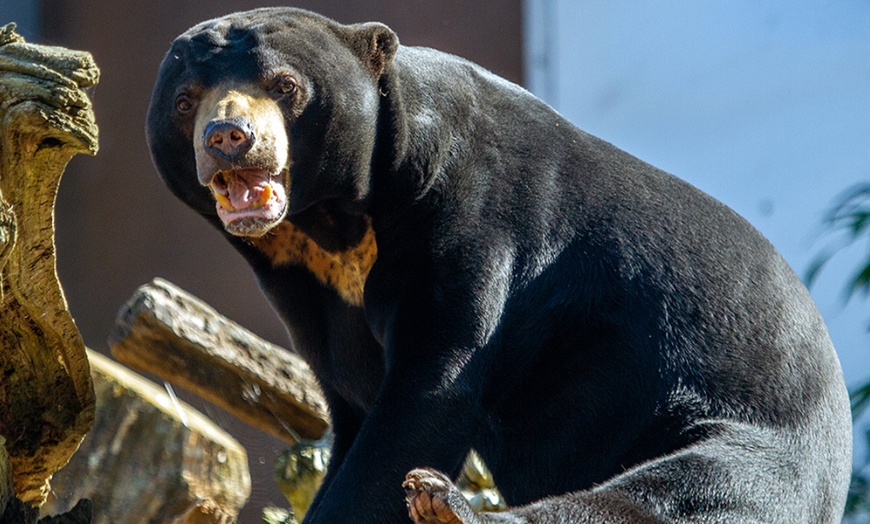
[{"x1": 203, "y1": 118, "x2": 255, "y2": 161}]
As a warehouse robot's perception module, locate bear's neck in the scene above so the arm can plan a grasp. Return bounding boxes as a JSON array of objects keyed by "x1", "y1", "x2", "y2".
[{"x1": 368, "y1": 55, "x2": 461, "y2": 231}]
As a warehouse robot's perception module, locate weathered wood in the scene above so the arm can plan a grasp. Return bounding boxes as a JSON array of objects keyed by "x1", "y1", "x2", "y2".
[
  {"x1": 0, "y1": 23, "x2": 98, "y2": 505},
  {"x1": 274, "y1": 438, "x2": 331, "y2": 520},
  {"x1": 457, "y1": 451, "x2": 506, "y2": 513},
  {"x1": 37, "y1": 499, "x2": 92, "y2": 524},
  {"x1": 0, "y1": 436, "x2": 11, "y2": 515},
  {"x1": 262, "y1": 507, "x2": 295, "y2": 524},
  {"x1": 43, "y1": 350, "x2": 250, "y2": 524},
  {"x1": 108, "y1": 278, "x2": 330, "y2": 444},
  {"x1": 2, "y1": 437, "x2": 93, "y2": 522}
]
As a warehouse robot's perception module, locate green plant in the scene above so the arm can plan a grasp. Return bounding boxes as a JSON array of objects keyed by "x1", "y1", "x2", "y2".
[{"x1": 808, "y1": 183, "x2": 870, "y2": 521}]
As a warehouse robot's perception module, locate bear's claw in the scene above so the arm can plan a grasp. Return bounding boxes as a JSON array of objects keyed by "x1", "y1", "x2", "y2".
[{"x1": 404, "y1": 468, "x2": 476, "y2": 524}]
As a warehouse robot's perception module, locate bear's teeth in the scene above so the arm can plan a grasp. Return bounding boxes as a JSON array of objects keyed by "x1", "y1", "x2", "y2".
[
  {"x1": 259, "y1": 184, "x2": 273, "y2": 206},
  {"x1": 215, "y1": 192, "x2": 234, "y2": 211}
]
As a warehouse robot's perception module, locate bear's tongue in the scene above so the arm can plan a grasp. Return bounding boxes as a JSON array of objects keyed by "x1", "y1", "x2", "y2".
[
  {"x1": 215, "y1": 168, "x2": 272, "y2": 211},
  {"x1": 226, "y1": 171, "x2": 266, "y2": 210}
]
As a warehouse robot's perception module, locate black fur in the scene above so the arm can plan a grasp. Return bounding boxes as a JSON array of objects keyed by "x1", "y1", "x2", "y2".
[{"x1": 146, "y1": 8, "x2": 852, "y2": 523}]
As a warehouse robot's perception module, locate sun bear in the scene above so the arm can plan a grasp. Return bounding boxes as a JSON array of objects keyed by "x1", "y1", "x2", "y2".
[{"x1": 146, "y1": 8, "x2": 852, "y2": 523}]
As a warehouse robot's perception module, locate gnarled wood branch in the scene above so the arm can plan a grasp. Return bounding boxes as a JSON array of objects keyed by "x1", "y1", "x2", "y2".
[{"x1": 0, "y1": 23, "x2": 98, "y2": 505}]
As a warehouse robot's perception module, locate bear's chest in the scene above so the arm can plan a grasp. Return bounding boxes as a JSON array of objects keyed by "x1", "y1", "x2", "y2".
[{"x1": 249, "y1": 219, "x2": 377, "y2": 307}]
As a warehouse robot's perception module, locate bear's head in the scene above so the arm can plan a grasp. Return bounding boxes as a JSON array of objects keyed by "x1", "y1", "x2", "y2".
[{"x1": 146, "y1": 8, "x2": 398, "y2": 237}]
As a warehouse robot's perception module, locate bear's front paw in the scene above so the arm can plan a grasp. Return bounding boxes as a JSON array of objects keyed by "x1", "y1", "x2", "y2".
[{"x1": 404, "y1": 468, "x2": 478, "y2": 524}]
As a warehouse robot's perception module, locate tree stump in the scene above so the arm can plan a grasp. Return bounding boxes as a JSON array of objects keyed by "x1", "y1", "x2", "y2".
[
  {"x1": 0, "y1": 23, "x2": 98, "y2": 505},
  {"x1": 43, "y1": 350, "x2": 251, "y2": 524}
]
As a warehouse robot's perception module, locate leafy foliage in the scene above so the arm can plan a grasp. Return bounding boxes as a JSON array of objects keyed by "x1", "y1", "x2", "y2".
[
  {"x1": 808, "y1": 184, "x2": 870, "y2": 301},
  {"x1": 810, "y1": 184, "x2": 870, "y2": 521}
]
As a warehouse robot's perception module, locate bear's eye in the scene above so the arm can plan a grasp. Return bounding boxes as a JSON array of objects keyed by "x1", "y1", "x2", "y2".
[
  {"x1": 273, "y1": 75, "x2": 297, "y2": 95},
  {"x1": 175, "y1": 94, "x2": 194, "y2": 114}
]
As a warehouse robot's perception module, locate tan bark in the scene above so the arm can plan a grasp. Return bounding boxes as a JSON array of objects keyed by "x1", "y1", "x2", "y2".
[
  {"x1": 43, "y1": 350, "x2": 251, "y2": 524},
  {"x1": 109, "y1": 278, "x2": 329, "y2": 444},
  {"x1": 0, "y1": 437, "x2": 11, "y2": 514},
  {"x1": 0, "y1": 23, "x2": 98, "y2": 505}
]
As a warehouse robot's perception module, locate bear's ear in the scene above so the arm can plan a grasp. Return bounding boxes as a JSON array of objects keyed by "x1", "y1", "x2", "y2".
[{"x1": 346, "y1": 22, "x2": 398, "y2": 77}]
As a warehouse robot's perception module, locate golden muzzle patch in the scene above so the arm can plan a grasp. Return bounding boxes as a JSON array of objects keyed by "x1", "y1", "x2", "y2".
[{"x1": 193, "y1": 83, "x2": 290, "y2": 237}]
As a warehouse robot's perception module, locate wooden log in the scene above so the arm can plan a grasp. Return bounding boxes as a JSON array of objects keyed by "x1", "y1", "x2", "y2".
[
  {"x1": 108, "y1": 278, "x2": 330, "y2": 444},
  {"x1": 0, "y1": 23, "x2": 98, "y2": 505},
  {"x1": 43, "y1": 350, "x2": 250, "y2": 524}
]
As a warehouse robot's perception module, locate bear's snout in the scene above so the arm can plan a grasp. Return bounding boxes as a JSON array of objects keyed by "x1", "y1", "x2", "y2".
[{"x1": 203, "y1": 118, "x2": 255, "y2": 162}]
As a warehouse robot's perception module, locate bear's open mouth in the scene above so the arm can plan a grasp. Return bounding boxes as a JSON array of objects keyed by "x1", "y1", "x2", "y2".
[{"x1": 209, "y1": 168, "x2": 288, "y2": 236}]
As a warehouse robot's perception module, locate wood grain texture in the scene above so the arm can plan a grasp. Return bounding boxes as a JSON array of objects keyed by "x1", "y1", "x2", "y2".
[
  {"x1": 44, "y1": 350, "x2": 251, "y2": 524},
  {"x1": 109, "y1": 278, "x2": 329, "y2": 444},
  {"x1": 0, "y1": 23, "x2": 98, "y2": 505}
]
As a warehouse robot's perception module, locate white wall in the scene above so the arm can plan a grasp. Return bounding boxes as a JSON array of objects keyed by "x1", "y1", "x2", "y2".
[{"x1": 524, "y1": 0, "x2": 870, "y2": 464}]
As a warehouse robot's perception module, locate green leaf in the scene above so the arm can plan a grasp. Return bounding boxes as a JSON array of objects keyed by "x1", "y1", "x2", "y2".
[
  {"x1": 807, "y1": 183, "x2": 870, "y2": 302},
  {"x1": 805, "y1": 252, "x2": 832, "y2": 288},
  {"x1": 852, "y1": 263, "x2": 870, "y2": 298},
  {"x1": 851, "y1": 381, "x2": 870, "y2": 420}
]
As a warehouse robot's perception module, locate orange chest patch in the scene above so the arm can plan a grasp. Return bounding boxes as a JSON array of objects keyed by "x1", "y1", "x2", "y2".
[{"x1": 249, "y1": 218, "x2": 377, "y2": 307}]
